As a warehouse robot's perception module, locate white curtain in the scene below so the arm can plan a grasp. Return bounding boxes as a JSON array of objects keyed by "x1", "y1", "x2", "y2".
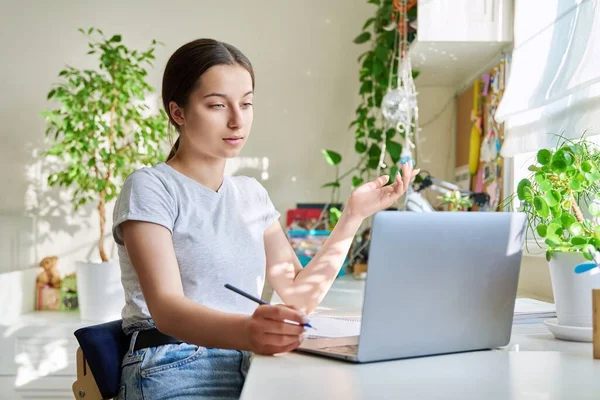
[{"x1": 495, "y1": 0, "x2": 600, "y2": 157}]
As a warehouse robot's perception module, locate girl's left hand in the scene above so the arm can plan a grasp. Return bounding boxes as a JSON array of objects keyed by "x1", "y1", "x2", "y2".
[{"x1": 345, "y1": 162, "x2": 419, "y2": 220}]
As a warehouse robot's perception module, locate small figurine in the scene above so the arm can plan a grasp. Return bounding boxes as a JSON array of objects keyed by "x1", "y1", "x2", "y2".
[{"x1": 36, "y1": 256, "x2": 62, "y2": 289}]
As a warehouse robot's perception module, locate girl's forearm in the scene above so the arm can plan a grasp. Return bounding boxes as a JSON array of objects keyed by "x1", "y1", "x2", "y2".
[{"x1": 283, "y1": 211, "x2": 363, "y2": 313}]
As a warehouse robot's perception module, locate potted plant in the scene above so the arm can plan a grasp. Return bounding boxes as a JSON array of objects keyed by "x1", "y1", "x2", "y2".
[
  {"x1": 514, "y1": 135, "x2": 600, "y2": 334},
  {"x1": 42, "y1": 28, "x2": 169, "y2": 321},
  {"x1": 438, "y1": 190, "x2": 473, "y2": 211}
]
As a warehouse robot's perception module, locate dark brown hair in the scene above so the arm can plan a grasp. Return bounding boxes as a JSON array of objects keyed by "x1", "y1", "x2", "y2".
[{"x1": 162, "y1": 39, "x2": 255, "y2": 161}]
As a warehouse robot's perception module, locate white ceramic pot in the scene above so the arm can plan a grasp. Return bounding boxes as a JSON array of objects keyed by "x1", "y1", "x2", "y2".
[
  {"x1": 76, "y1": 260, "x2": 125, "y2": 322},
  {"x1": 548, "y1": 252, "x2": 600, "y2": 327}
]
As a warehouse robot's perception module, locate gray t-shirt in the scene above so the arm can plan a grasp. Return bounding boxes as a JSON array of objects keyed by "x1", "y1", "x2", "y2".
[{"x1": 112, "y1": 162, "x2": 280, "y2": 330}]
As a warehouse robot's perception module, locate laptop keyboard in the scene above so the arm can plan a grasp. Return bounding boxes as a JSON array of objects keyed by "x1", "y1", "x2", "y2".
[{"x1": 316, "y1": 344, "x2": 358, "y2": 355}]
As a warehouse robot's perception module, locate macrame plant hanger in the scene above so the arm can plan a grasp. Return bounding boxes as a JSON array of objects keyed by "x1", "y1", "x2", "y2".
[{"x1": 380, "y1": 0, "x2": 420, "y2": 178}]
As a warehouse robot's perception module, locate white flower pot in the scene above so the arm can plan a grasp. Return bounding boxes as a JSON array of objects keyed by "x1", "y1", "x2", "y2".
[
  {"x1": 548, "y1": 252, "x2": 600, "y2": 327},
  {"x1": 76, "y1": 260, "x2": 125, "y2": 322}
]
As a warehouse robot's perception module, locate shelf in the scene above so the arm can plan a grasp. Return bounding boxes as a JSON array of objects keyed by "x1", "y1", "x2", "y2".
[{"x1": 409, "y1": 39, "x2": 511, "y2": 88}]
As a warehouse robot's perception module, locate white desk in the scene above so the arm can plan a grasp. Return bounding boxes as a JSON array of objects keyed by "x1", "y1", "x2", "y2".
[{"x1": 241, "y1": 277, "x2": 599, "y2": 400}]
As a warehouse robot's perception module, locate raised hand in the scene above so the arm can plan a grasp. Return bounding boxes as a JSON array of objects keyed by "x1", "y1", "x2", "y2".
[{"x1": 345, "y1": 162, "x2": 419, "y2": 220}]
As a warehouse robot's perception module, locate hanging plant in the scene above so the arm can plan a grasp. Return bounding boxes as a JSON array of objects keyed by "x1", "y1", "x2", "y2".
[{"x1": 321, "y1": 0, "x2": 418, "y2": 221}]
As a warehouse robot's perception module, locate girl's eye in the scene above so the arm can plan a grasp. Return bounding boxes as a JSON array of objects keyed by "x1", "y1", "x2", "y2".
[
  {"x1": 242, "y1": 103, "x2": 253, "y2": 108},
  {"x1": 211, "y1": 104, "x2": 225, "y2": 109}
]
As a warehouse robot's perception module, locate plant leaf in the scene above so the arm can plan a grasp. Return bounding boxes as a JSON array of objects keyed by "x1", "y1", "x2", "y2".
[
  {"x1": 321, "y1": 149, "x2": 342, "y2": 166},
  {"x1": 569, "y1": 178, "x2": 582, "y2": 191},
  {"x1": 545, "y1": 236, "x2": 561, "y2": 248},
  {"x1": 544, "y1": 190, "x2": 560, "y2": 207},
  {"x1": 353, "y1": 32, "x2": 371, "y2": 44},
  {"x1": 534, "y1": 172, "x2": 546, "y2": 184},
  {"x1": 523, "y1": 186, "x2": 534, "y2": 203},
  {"x1": 536, "y1": 224, "x2": 548, "y2": 238},
  {"x1": 551, "y1": 159, "x2": 567, "y2": 173},
  {"x1": 321, "y1": 181, "x2": 341, "y2": 188},
  {"x1": 355, "y1": 141, "x2": 367, "y2": 153},
  {"x1": 550, "y1": 205, "x2": 562, "y2": 218},
  {"x1": 539, "y1": 180, "x2": 552, "y2": 192},
  {"x1": 389, "y1": 165, "x2": 399, "y2": 184},
  {"x1": 533, "y1": 196, "x2": 550, "y2": 218},
  {"x1": 352, "y1": 176, "x2": 364, "y2": 188},
  {"x1": 362, "y1": 17, "x2": 375, "y2": 30},
  {"x1": 581, "y1": 160, "x2": 594, "y2": 172},
  {"x1": 367, "y1": 157, "x2": 380, "y2": 170},
  {"x1": 368, "y1": 143, "x2": 381, "y2": 159},
  {"x1": 517, "y1": 179, "x2": 532, "y2": 201},
  {"x1": 386, "y1": 140, "x2": 402, "y2": 163},
  {"x1": 569, "y1": 222, "x2": 584, "y2": 236},
  {"x1": 536, "y1": 149, "x2": 552, "y2": 165},
  {"x1": 548, "y1": 222, "x2": 563, "y2": 236},
  {"x1": 359, "y1": 80, "x2": 373, "y2": 94},
  {"x1": 560, "y1": 213, "x2": 576, "y2": 229},
  {"x1": 583, "y1": 244, "x2": 596, "y2": 260}
]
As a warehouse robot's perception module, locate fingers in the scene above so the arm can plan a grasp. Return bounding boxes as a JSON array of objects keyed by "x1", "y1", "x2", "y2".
[
  {"x1": 392, "y1": 170, "x2": 405, "y2": 195},
  {"x1": 368, "y1": 175, "x2": 390, "y2": 190},
  {"x1": 260, "y1": 318, "x2": 305, "y2": 336},
  {"x1": 249, "y1": 306, "x2": 307, "y2": 355},
  {"x1": 401, "y1": 162, "x2": 412, "y2": 189},
  {"x1": 256, "y1": 304, "x2": 308, "y2": 326}
]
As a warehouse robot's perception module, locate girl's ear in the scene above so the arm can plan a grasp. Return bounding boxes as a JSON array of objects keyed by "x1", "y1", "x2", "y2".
[{"x1": 169, "y1": 101, "x2": 185, "y2": 126}]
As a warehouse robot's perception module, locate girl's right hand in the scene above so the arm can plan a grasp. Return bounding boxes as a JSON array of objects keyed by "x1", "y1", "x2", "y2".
[{"x1": 245, "y1": 304, "x2": 308, "y2": 355}]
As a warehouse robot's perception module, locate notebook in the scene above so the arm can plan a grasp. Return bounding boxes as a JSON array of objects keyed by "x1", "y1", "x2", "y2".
[{"x1": 306, "y1": 316, "x2": 361, "y2": 339}]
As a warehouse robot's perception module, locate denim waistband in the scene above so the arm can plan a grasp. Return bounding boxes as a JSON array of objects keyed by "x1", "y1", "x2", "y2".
[{"x1": 123, "y1": 318, "x2": 157, "y2": 335}]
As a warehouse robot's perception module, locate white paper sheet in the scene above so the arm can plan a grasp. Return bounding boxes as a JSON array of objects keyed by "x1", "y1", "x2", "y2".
[
  {"x1": 514, "y1": 298, "x2": 555, "y2": 315},
  {"x1": 306, "y1": 316, "x2": 361, "y2": 338}
]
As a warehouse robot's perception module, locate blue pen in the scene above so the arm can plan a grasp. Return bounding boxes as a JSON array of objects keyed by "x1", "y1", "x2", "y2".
[{"x1": 224, "y1": 283, "x2": 313, "y2": 329}]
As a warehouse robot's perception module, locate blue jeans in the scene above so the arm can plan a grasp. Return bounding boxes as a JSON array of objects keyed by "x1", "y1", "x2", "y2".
[{"x1": 119, "y1": 321, "x2": 252, "y2": 399}]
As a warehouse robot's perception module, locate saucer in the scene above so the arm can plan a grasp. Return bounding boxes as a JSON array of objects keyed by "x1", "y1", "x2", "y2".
[{"x1": 543, "y1": 318, "x2": 593, "y2": 342}]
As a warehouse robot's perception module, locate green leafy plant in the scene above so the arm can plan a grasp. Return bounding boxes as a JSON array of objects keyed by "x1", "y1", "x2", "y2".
[
  {"x1": 42, "y1": 28, "x2": 169, "y2": 262},
  {"x1": 439, "y1": 190, "x2": 473, "y2": 212},
  {"x1": 321, "y1": 0, "x2": 418, "y2": 210},
  {"x1": 510, "y1": 135, "x2": 600, "y2": 261}
]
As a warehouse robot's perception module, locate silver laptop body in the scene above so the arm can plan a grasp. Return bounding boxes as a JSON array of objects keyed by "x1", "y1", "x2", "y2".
[{"x1": 298, "y1": 211, "x2": 527, "y2": 363}]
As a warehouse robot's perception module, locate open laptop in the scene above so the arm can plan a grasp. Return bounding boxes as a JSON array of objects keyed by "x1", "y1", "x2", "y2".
[{"x1": 297, "y1": 211, "x2": 527, "y2": 363}]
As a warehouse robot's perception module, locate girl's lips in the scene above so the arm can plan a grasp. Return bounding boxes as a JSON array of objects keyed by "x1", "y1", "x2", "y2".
[{"x1": 223, "y1": 137, "x2": 244, "y2": 146}]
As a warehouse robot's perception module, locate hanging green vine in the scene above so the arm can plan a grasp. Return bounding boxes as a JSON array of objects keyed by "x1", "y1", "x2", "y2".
[{"x1": 321, "y1": 0, "x2": 418, "y2": 207}]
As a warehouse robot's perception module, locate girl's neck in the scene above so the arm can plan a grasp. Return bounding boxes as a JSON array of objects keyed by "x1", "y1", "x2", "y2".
[{"x1": 167, "y1": 151, "x2": 226, "y2": 193}]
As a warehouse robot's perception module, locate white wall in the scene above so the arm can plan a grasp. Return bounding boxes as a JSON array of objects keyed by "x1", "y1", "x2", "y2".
[
  {"x1": 0, "y1": 0, "x2": 376, "y2": 273},
  {"x1": 414, "y1": 85, "x2": 457, "y2": 208}
]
